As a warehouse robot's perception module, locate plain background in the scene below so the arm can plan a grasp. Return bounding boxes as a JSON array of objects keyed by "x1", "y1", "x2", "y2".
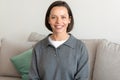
[{"x1": 0, "y1": 0, "x2": 120, "y2": 43}]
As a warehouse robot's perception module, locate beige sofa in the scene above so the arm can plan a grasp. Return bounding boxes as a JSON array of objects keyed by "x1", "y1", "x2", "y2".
[{"x1": 0, "y1": 32, "x2": 120, "y2": 80}]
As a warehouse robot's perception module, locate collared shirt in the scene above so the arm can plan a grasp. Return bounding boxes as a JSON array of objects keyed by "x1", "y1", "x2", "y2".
[{"x1": 29, "y1": 34, "x2": 89, "y2": 80}]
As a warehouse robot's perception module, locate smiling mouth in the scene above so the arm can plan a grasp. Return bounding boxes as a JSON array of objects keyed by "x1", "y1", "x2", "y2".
[{"x1": 55, "y1": 25, "x2": 64, "y2": 29}]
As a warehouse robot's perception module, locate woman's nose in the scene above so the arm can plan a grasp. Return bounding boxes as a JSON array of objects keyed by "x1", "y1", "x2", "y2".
[{"x1": 56, "y1": 18, "x2": 62, "y2": 23}]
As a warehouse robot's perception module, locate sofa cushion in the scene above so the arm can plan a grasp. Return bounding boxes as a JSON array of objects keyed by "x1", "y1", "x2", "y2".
[
  {"x1": 93, "y1": 40, "x2": 120, "y2": 80},
  {"x1": 0, "y1": 76, "x2": 21, "y2": 80},
  {"x1": 0, "y1": 39, "x2": 34, "y2": 77},
  {"x1": 10, "y1": 49, "x2": 32, "y2": 80}
]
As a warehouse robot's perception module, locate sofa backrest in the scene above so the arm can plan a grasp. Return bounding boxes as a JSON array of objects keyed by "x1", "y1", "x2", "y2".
[{"x1": 93, "y1": 40, "x2": 120, "y2": 80}]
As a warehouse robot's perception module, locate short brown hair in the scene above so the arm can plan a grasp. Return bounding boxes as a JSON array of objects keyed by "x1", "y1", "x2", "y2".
[{"x1": 45, "y1": 1, "x2": 74, "y2": 32}]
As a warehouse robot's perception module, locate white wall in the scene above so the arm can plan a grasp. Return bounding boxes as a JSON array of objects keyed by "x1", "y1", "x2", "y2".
[{"x1": 0, "y1": 0, "x2": 120, "y2": 43}]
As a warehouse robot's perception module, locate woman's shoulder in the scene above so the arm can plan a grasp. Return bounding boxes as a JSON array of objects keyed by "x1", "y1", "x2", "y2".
[
  {"x1": 76, "y1": 39, "x2": 86, "y2": 48},
  {"x1": 70, "y1": 34, "x2": 84, "y2": 44},
  {"x1": 71, "y1": 35, "x2": 86, "y2": 48},
  {"x1": 68, "y1": 34, "x2": 86, "y2": 49},
  {"x1": 34, "y1": 35, "x2": 49, "y2": 48}
]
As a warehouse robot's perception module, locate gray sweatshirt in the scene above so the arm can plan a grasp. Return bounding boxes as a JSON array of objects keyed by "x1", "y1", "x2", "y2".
[{"x1": 29, "y1": 34, "x2": 89, "y2": 80}]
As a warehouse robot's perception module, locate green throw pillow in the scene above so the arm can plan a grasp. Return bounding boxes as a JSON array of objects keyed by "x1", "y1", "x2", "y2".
[{"x1": 11, "y1": 49, "x2": 32, "y2": 80}]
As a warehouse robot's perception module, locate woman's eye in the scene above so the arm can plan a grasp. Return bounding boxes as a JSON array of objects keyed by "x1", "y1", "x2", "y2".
[
  {"x1": 51, "y1": 16, "x2": 56, "y2": 19},
  {"x1": 62, "y1": 16, "x2": 66, "y2": 19}
]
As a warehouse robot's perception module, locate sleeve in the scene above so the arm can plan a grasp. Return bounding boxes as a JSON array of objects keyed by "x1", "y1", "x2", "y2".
[
  {"x1": 74, "y1": 43, "x2": 89, "y2": 80},
  {"x1": 28, "y1": 48, "x2": 40, "y2": 80}
]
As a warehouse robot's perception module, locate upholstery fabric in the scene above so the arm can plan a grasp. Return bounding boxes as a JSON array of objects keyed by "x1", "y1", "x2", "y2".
[
  {"x1": 0, "y1": 39, "x2": 33, "y2": 77},
  {"x1": 0, "y1": 76, "x2": 21, "y2": 80},
  {"x1": 93, "y1": 40, "x2": 120, "y2": 80}
]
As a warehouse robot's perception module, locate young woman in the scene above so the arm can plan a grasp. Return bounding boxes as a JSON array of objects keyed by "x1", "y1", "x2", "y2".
[{"x1": 29, "y1": 1, "x2": 89, "y2": 80}]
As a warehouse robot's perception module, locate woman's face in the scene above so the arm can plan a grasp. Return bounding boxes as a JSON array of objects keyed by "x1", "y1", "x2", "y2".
[{"x1": 48, "y1": 6, "x2": 71, "y2": 34}]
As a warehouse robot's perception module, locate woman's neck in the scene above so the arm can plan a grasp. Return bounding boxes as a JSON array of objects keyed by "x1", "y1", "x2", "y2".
[{"x1": 50, "y1": 33, "x2": 69, "y2": 41}]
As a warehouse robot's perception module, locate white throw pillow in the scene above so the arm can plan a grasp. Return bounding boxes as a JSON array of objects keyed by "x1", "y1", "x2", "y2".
[{"x1": 93, "y1": 40, "x2": 120, "y2": 80}]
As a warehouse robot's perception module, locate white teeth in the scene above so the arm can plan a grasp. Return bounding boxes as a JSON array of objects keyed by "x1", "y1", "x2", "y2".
[{"x1": 55, "y1": 25, "x2": 62, "y2": 28}]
